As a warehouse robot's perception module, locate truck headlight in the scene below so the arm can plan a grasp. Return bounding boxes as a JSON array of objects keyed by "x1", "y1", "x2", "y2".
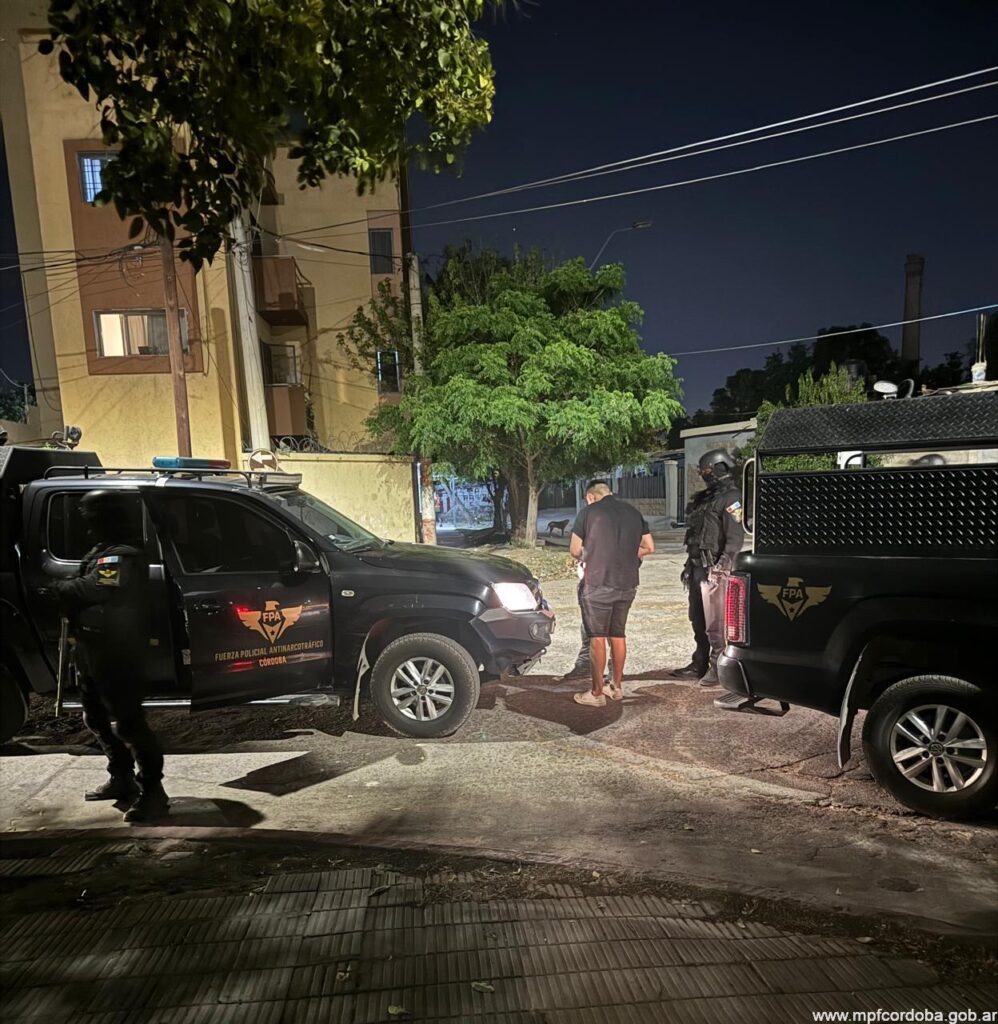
[{"x1": 493, "y1": 582, "x2": 537, "y2": 611}]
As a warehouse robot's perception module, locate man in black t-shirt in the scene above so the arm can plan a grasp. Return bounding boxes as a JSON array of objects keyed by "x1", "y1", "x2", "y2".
[{"x1": 569, "y1": 481, "x2": 655, "y2": 707}]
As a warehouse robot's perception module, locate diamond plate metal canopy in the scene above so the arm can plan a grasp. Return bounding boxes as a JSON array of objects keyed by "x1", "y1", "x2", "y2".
[
  {"x1": 756, "y1": 466, "x2": 998, "y2": 556},
  {"x1": 758, "y1": 392, "x2": 998, "y2": 456}
]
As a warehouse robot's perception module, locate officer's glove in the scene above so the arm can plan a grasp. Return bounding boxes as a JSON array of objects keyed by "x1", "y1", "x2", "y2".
[{"x1": 680, "y1": 566, "x2": 691, "y2": 591}]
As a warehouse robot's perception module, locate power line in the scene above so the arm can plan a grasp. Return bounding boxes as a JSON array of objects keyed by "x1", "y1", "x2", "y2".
[
  {"x1": 476, "y1": 80, "x2": 997, "y2": 197},
  {"x1": 278, "y1": 65, "x2": 998, "y2": 240},
  {"x1": 668, "y1": 303, "x2": 998, "y2": 356},
  {"x1": 470, "y1": 71, "x2": 998, "y2": 199},
  {"x1": 406, "y1": 113, "x2": 998, "y2": 231}
]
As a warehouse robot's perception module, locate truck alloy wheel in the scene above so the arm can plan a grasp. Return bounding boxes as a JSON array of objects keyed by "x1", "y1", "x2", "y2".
[
  {"x1": 863, "y1": 675, "x2": 997, "y2": 819},
  {"x1": 390, "y1": 658, "x2": 455, "y2": 722},
  {"x1": 370, "y1": 632, "x2": 481, "y2": 739},
  {"x1": 890, "y1": 704, "x2": 987, "y2": 794}
]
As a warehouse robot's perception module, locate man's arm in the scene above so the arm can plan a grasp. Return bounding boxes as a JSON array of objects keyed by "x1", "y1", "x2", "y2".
[
  {"x1": 638, "y1": 533, "x2": 655, "y2": 559},
  {"x1": 51, "y1": 551, "x2": 138, "y2": 611},
  {"x1": 569, "y1": 506, "x2": 587, "y2": 561}
]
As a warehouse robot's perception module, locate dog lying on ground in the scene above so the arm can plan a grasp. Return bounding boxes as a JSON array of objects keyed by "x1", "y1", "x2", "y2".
[{"x1": 547, "y1": 518, "x2": 570, "y2": 536}]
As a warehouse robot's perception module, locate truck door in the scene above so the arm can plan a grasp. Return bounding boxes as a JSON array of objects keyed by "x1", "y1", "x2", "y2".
[
  {"x1": 18, "y1": 484, "x2": 178, "y2": 697},
  {"x1": 146, "y1": 491, "x2": 333, "y2": 710}
]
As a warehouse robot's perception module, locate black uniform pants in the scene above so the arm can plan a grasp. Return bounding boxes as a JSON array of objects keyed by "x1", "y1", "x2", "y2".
[
  {"x1": 686, "y1": 563, "x2": 711, "y2": 673},
  {"x1": 79, "y1": 669, "x2": 163, "y2": 786}
]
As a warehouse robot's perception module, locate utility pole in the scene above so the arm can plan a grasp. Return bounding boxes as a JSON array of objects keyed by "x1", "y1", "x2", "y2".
[
  {"x1": 159, "y1": 233, "x2": 192, "y2": 456},
  {"x1": 406, "y1": 252, "x2": 437, "y2": 545},
  {"x1": 229, "y1": 215, "x2": 271, "y2": 451}
]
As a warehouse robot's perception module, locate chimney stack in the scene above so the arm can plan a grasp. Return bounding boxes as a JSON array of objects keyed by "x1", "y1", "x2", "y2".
[{"x1": 901, "y1": 254, "x2": 924, "y2": 368}]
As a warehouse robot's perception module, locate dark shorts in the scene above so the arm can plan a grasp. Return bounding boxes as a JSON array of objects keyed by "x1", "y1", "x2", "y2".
[{"x1": 579, "y1": 585, "x2": 637, "y2": 638}]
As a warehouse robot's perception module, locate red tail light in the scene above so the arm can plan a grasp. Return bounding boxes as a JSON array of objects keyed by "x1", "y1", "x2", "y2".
[{"x1": 725, "y1": 574, "x2": 749, "y2": 645}]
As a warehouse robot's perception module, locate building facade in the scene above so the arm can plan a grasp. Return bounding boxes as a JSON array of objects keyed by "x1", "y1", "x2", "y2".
[{"x1": 1, "y1": 0, "x2": 417, "y2": 538}]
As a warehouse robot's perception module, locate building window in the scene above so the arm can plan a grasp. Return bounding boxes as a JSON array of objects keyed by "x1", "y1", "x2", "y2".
[
  {"x1": 262, "y1": 343, "x2": 300, "y2": 385},
  {"x1": 78, "y1": 153, "x2": 114, "y2": 203},
  {"x1": 94, "y1": 309, "x2": 189, "y2": 357},
  {"x1": 368, "y1": 228, "x2": 394, "y2": 275},
  {"x1": 376, "y1": 349, "x2": 401, "y2": 394}
]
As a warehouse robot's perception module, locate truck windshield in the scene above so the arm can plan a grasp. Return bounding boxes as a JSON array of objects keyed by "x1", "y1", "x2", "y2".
[{"x1": 270, "y1": 490, "x2": 384, "y2": 552}]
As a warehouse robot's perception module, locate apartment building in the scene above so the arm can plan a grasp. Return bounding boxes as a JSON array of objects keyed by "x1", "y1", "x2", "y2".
[{"x1": 0, "y1": 0, "x2": 416, "y2": 538}]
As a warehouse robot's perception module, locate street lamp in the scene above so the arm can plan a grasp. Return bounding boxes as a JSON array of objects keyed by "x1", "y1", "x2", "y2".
[{"x1": 589, "y1": 220, "x2": 652, "y2": 270}]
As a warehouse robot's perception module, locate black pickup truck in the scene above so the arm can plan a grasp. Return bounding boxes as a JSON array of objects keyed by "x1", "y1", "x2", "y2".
[
  {"x1": 0, "y1": 448, "x2": 554, "y2": 742},
  {"x1": 715, "y1": 390, "x2": 997, "y2": 819}
]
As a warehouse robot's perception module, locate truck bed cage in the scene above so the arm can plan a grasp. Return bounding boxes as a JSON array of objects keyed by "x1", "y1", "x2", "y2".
[
  {"x1": 41, "y1": 466, "x2": 304, "y2": 488},
  {"x1": 757, "y1": 391, "x2": 998, "y2": 457}
]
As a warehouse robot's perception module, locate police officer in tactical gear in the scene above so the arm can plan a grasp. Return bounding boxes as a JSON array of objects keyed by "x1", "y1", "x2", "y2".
[
  {"x1": 672, "y1": 449, "x2": 745, "y2": 687},
  {"x1": 47, "y1": 489, "x2": 169, "y2": 822}
]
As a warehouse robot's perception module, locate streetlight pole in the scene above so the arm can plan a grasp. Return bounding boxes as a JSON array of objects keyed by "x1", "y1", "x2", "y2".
[{"x1": 589, "y1": 220, "x2": 652, "y2": 270}]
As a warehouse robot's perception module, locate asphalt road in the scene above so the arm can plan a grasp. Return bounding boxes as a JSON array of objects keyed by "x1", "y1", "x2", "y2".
[{"x1": 2, "y1": 553, "x2": 995, "y2": 941}]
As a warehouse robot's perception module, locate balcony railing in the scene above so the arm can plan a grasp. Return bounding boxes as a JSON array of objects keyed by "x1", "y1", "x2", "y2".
[{"x1": 252, "y1": 256, "x2": 308, "y2": 326}]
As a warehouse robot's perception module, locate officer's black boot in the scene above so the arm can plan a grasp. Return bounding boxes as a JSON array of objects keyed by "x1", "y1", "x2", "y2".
[
  {"x1": 85, "y1": 774, "x2": 140, "y2": 803},
  {"x1": 123, "y1": 782, "x2": 170, "y2": 822},
  {"x1": 670, "y1": 662, "x2": 706, "y2": 680}
]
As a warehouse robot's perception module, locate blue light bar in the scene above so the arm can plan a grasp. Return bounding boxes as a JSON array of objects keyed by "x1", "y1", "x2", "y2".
[{"x1": 153, "y1": 456, "x2": 232, "y2": 470}]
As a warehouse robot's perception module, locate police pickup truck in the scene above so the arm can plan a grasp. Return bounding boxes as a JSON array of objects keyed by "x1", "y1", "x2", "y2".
[
  {"x1": 0, "y1": 448, "x2": 554, "y2": 742},
  {"x1": 715, "y1": 390, "x2": 997, "y2": 819}
]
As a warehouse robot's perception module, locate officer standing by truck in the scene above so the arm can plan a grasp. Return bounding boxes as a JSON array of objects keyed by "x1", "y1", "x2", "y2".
[
  {"x1": 672, "y1": 450, "x2": 745, "y2": 688},
  {"x1": 45, "y1": 490, "x2": 169, "y2": 822}
]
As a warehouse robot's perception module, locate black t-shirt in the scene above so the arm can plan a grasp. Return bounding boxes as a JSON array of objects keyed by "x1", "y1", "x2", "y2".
[{"x1": 572, "y1": 496, "x2": 650, "y2": 590}]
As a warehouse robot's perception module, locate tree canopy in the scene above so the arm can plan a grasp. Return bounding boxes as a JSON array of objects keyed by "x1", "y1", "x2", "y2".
[
  {"x1": 41, "y1": 0, "x2": 495, "y2": 266},
  {"x1": 742, "y1": 363, "x2": 868, "y2": 473},
  {"x1": 367, "y1": 249, "x2": 684, "y2": 541}
]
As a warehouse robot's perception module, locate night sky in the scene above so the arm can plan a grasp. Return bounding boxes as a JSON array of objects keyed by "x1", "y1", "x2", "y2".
[
  {"x1": 2, "y1": 1, "x2": 996, "y2": 418},
  {"x1": 406, "y1": 0, "x2": 998, "y2": 414}
]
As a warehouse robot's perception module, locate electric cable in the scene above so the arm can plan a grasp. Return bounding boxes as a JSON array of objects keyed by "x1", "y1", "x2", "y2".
[
  {"x1": 405, "y1": 114, "x2": 998, "y2": 231},
  {"x1": 669, "y1": 303, "x2": 998, "y2": 356}
]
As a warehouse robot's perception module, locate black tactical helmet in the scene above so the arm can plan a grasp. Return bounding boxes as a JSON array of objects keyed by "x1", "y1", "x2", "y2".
[
  {"x1": 79, "y1": 489, "x2": 135, "y2": 523},
  {"x1": 911, "y1": 453, "x2": 946, "y2": 467},
  {"x1": 698, "y1": 448, "x2": 735, "y2": 480}
]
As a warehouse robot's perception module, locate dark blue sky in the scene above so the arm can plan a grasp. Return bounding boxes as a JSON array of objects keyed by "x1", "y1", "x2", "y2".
[{"x1": 407, "y1": 0, "x2": 998, "y2": 413}]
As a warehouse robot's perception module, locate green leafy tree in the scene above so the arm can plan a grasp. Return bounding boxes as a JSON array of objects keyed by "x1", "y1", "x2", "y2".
[
  {"x1": 369, "y1": 251, "x2": 684, "y2": 543},
  {"x1": 40, "y1": 0, "x2": 496, "y2": 266},
  {"x1": 743, "y1": 363, "x2": 867, "y2": 472}
]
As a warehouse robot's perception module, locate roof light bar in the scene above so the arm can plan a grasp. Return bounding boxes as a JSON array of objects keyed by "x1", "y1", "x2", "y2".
[{"x1": 152, "y1": 456, "x2": 232, "y2": 470}]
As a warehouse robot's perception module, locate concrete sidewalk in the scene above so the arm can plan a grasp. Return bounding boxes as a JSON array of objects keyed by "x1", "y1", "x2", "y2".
[{"x1": 1, "y1": 838, "x2": 993, "y2": 1024}]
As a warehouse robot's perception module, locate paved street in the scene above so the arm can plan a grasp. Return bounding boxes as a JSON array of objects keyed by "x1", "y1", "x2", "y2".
[
  {"x1": 2, "y1": 554, "x2": 996, "y2": 944},
  {"x1": 1, "y1": 837, "x2": 995, "y2": 1023}
]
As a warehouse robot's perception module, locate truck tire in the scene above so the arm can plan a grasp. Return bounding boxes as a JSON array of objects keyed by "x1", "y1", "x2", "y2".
[
  {"x1": 862, "y1": 675, "x2": 997, "y2": 820},
  {"x1": 371, "y1": 632, "x2": 481, "y2": 739},
  {"x1": 0, "y1": 665, "x2": 29, "y2": 744}
]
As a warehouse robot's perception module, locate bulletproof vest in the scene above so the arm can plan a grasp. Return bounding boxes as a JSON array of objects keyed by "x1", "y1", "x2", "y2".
[
  {"x1": 686, "y1": 481, "x2": 740, "y2": 557},
  {"x1": 77, "y1": 543, "x2": 151, "y2": 660},
  {"x1": 684, "y1": 490, "x2": 711, "y2": 555}
]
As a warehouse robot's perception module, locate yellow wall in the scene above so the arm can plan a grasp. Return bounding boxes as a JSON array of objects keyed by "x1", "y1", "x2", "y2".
[
  {"x1": 242, "y1": 453, "x2": 417, "y2": 542},
  {"x1": 260, "y1": 155, "x2": 404, "y2": 452}
]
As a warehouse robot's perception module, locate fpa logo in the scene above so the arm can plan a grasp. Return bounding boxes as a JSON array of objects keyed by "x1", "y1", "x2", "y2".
[
  {"x1": 757, "y1": 577, "x2": 831, "y2": 622},
  {"x1": 237, "y1": 600, "x2": 303, "y2": 644}
]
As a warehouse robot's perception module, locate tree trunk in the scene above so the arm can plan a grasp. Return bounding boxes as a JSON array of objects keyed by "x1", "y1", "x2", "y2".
[
  {"x1": 506, "y1": 471, "x2": 528, "y2": 543},
  {"x1": 419, "y1": 458, "x2": 437, "y2": 545},
  {"x1": 524, "y1": 481, "x2": 540, "y2": 547},
  {"x1": 491, "y1": 473, "x2": 507, "y2": 533}
]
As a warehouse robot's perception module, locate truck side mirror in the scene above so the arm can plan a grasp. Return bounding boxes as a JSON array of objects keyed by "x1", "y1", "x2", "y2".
[{"x1": 293, "y1": 539, "x2": 321, "y2": 573}]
